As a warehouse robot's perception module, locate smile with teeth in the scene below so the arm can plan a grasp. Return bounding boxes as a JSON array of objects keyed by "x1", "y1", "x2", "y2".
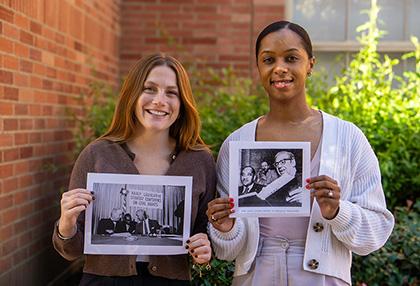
[
  {"x1": 272, "y1": 79, "x2": 293, "y2": 88},
  {"x1": 146, "y1": 109, "x2": 169, "y2": 116}
]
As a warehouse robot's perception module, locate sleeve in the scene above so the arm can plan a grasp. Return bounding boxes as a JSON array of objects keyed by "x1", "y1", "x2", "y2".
[
  {"x1": 208, "y1": 133, "x2": 248, "y2": 260},
  {"x1": 192, "y1": 151, "x2": 217, "y2": 235},
  {"x1": 328, "y1": 126, "x2": 395, "y2": 256},
  {"x1": 52, "y1": 144, "x2": 94, "y2": 261}
]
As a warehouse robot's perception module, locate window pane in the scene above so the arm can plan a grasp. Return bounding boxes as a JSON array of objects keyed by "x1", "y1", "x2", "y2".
[
  {"x1": 313, "y1": 52, "x2": 346, "y2": 81},
  {"x1": 293, "y1": 0, "x2": 346, "y2": 41},
  {"x1": 349, "y1": 0, "x2": 404, "y2": 41},
  {"x1": 407, "y1": 0, "x2": 420, "y2": 39}
]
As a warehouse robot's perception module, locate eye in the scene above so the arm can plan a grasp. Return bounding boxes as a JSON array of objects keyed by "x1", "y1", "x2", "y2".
[
  {"x1": 166, "y1": 90, "x2": 179, "y2": 97},
  {"x1": 143, "y1": 86, "x2": 155, "y2": 93},
  {"x1": 286, "y1": 55, "x2": 299, "y2": 62},
  {"x1": 262, "y1": 56, "x2": 274, "y2": 64}
]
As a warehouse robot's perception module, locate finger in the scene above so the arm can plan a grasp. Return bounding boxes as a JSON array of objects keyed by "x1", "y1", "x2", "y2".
[
  {"x1": 187, "y1": 233, "x2": 208, "y2": 243},
  {"x1": 306, "y1": 175, "x2": 337, "y2": 185},
  {"x1": 207, "y1": 202, "x2": 233, "y2": 215},
  {"x1": 211, "y1": 208, "x2": 234, "y2": 221},
  {"x1": 62, "y1": 197, "x2": 92, "y2": 210},
  {"x1": 64, "y1": 205, "x2": 87, "y2": 217},
  {"x1": 307, "y1": 181, "x2": 339, "y2": 191},
  {"x1": 190, "y1": 244, "x2": 211, "y2": 257},
  {"x1": 63, "y1": 188, "x2": 91, "y2": 197},
  {"x1": 311, "y1": 189, "x2": 340, "y2": 200},
  {"x1": 208, "y1": 197, "x2": 231, "y2": 208}
]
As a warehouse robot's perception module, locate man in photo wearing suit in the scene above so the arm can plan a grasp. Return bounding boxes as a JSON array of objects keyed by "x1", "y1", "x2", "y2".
[
  {"x1": 259, "y1": 151, "x2": 302, "y2": 206},
  {"x1": 96, "y1": 208, "x2": 127, "y2": 235},
  {"x1": 134, "y1": 209, "x2": 161, "y2": 236},
  {"x1": 238, "y1": 166, "x2": 268, "y2": 207}
]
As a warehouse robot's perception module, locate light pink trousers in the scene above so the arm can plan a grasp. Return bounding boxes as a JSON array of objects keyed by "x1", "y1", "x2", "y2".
[{"x1": 232, "y1": 237, "x2": 347, "y2": 286}]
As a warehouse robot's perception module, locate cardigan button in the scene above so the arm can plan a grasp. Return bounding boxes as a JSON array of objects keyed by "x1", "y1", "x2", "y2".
[
  {"x1": 313, "y1": 222, "x2": 324, "y2": 232},
  {"x1": 308, "y1": 259, "x2": 319, "y2": 270},
  {"x1": 151, "y1": 265, "x2": 158, "y2": 272}
]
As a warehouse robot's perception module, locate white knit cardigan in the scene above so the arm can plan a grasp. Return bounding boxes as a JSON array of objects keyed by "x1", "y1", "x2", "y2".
[{"x1": 208, "y1": 111, "x2": 394, "y2": 285}]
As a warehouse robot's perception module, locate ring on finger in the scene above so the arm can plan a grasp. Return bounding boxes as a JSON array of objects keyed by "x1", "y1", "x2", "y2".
[
  {"x1": 327, "y1": 190, "x2": 333, "y2": 198},
  {"x1": 211, "y1": 214, "x2": 217, "y2": 222}
]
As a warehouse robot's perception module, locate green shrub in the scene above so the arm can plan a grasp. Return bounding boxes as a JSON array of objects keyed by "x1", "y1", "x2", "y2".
[
  {"x1": 308, "y1": 0, "x2": 420, "y2": 210},
  {"x1": 352, "y1": 201, "x2": 420, "y2": 286}
]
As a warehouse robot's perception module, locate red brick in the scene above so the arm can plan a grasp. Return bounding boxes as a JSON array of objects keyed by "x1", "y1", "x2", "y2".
[
  {"x1": 20, "y1": 59, "x2": 33, "y2": 73},
  {"x1": 29, "y1": 48, "x2": 42, "y2": 61},
  {"x1": 19, "y1": 119, "x2": 33, "y2": 130},
  {"x1": 20, "y1": 147, "x2": 33, "y2": 159},
  {"x1": 15, "y1": 13, "x2": 29, "y2": 29},
  {"x1": 14, "y1": 190, "x2": 28, "y2": 205},
  {"x1": 20, "y1": 30, "x2": 34, "y2": 45},
  {"x1": 2, "y1": 208, "x2": 18, "y2": 224},
  {"x1": 0, "y1": 6, "x2": 14, "y2": 23},
  {"x1": 0, "y1": 70, "x2": 13, "y2": 84},
  {"x1": 0, "y1": 194, "x2": 14, "y2": 211},
  {"x1": 15, "y1": 104, "x2": 28, "y2": 115},
  {"x1": 18, "y1": 174, "x2": 33, "y2": 188},
  {"x1": 3, "y1": 87, "x2": 19, "y2": 100},
  {"x1": 3, "y1": 177, "x2": 18, "y2": 193},
  {"x1": 0, "y1": 163, "x2": 14, "y2": 179},
  {"x1": 2, "y1": 237, "x2": 18, "y2": 256},
  {"x1": 0, "y1": 134, "x2": 14, "y2": 146},
  {"x1": 0, "y1": 36, "x2": 13, "y2": 53},
  {"x1": 3, "y1": 148, "x2": 19, "y2": 162},
  {"x1": 14, "y1": 133, "x2": 29, "y2": 145},
  {"x1": 15, "y1": 42, "x2": 30, "y2": 57},
  {"x1": 30, "y1": 20, "x2": 42, "y2": 34},
  {"x1": 3, "y1": 119, "x2": 18, "y2": 131},
  {"x1": 3, "y1": 55, "x2": 19, "y2": 69}
]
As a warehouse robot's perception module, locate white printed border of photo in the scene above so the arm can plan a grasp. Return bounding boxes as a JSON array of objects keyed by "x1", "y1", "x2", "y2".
[
  {"x1": 84, "y1": 173, "x2": 192, "y2": 255},
  {"x1": 229, "y1": 141, "x2": 311, "y2": 217}
]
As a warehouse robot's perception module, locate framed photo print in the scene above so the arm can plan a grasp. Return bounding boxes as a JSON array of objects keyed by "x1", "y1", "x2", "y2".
[
  {"x1": 229, "y1": 141, "x2": 310, "y2": 217},
  {"x1": 84, "y1": 173, "x2": 192, "y2": 255}
]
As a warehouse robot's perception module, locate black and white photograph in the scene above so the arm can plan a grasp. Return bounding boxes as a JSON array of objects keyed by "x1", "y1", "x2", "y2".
[
  {"x1": 229, "y1": 141, "x2": 310, "y2": 217},
  {"x1": 84, "y1": 173, "x2": 192, "y2": 255}
]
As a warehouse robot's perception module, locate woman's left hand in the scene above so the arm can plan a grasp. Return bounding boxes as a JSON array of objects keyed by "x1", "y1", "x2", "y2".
[
  {"x1": 186, "y1": 233, "x2": 211, "y2": 264},
  {"x1": 306, "y1": 175, "x2": 341, "y2": 220}
]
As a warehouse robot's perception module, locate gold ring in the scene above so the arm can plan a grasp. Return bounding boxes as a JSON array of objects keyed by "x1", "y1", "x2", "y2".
[
  {"x1": 327, "y1": 190, "x2": 333, "y2": 198},
  {"x1": 211, "y1": 215, "x2": 217, "y2": 222}
]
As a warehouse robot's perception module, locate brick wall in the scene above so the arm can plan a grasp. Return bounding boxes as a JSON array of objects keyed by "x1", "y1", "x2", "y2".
[
  {"x1": 0, "y1": 0, "x2": 120, "y2": 285},
  {"x1": 120, "y1": 0, "x2": 286, "y2": 79},
  {"x1": 1, "y1": 0, "x2": 285, "y2": 284}
]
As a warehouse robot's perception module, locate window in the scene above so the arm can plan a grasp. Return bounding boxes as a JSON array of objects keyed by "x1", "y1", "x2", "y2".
[{"x1": 286, "y1": 0, "x2": 419, "y2": 74}]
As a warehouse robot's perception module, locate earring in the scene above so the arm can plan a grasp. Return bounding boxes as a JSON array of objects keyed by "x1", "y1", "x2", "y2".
[{"x1": 307, "y1": 71, "x2": 312, "y2": 77}]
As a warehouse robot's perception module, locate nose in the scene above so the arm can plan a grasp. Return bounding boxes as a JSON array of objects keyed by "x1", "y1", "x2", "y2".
[
  {"x1": 151, "y1": 89, "x2": 166, "y2": 105},
  {"x1": 273, "y1": 60, "x2": 288, "y2": 74}
]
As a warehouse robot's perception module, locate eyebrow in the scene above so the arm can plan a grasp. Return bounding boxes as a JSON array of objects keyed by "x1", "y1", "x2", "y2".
[
  {"x1": 260, "y1": 48, "x2": 300, "y2": 55},
  {"x1": 144, "y1": 81, "x2": 179, "y2": 90}
]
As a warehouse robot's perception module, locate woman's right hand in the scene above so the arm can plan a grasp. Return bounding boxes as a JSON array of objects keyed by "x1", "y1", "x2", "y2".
[
  {"x1": 58, "y1": 188, "x2": 94, "y2": 237},
  {"x1": 206, "y1": 197, "x2": 235, "y2": 233}
]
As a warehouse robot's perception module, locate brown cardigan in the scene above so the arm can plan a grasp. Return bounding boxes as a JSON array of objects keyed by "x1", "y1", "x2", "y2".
[{"x1": 52, "y1": 139, "x2": 216, "y2": 280}]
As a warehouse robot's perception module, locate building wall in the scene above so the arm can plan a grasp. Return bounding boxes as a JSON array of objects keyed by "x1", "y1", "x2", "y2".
[
  {"x1": 120, "y1": 0, "x2": 286, "y2": 79},
  {"x1": 0, "y1": 0, "x2": 120, "y2": 285},
  {"x1": 0, "y1": 0, "x2": 286, "y2": 284}
]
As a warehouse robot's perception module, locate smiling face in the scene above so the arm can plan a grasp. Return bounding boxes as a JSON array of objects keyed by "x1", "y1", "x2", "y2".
[
  {"x1": 274, "y1": 151, "x2": 296, "y2": 176},
  {"x1": 135, "y1": 65, "x2": 181, "y2": 133},
  {"x1": 257, "y1": 28, "x2": 314, "y2": 102}
]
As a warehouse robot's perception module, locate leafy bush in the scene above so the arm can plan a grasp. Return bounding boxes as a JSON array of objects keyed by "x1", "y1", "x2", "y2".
[
  {"x1": 352, "y1": 201, "x2": 420, "y2": 286},
  {"x1": 308, "y1": 1, "x2": 420, "y2": 210}
]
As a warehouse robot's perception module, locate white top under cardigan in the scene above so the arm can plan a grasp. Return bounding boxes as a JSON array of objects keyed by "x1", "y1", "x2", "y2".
[{"x1": 208, "y1": 111, "x2": 394, "y2": 285}]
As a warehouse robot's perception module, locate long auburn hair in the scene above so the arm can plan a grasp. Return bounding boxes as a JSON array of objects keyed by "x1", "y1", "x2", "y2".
[{"x1": 100, "y1": 53, "x2": 207, "y2": 151}]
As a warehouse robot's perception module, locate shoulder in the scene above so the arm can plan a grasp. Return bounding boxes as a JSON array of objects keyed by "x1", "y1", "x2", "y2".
[
  {"x1": 321, "y1": 111, "x2": 369, "y2": 144},
  {"x1": 181, "y1": 149, "x2": 215, "y2": 168}
]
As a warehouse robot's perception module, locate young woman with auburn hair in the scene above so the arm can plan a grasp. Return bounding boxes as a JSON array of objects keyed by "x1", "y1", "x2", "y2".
[{"x1": 53, "y1": 54, "x2": 215, "y2": 286}]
